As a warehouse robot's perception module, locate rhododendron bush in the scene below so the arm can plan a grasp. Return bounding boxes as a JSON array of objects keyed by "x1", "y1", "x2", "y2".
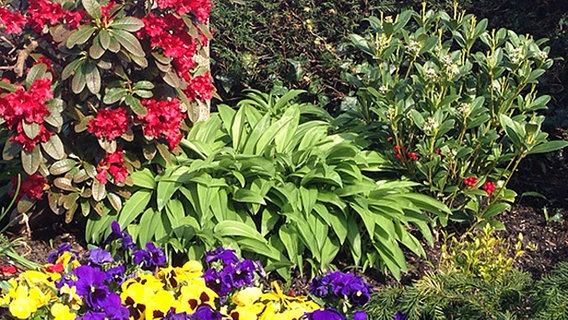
[{"x1": 0, "y1": 0, "x2": 215, "y2": 221}]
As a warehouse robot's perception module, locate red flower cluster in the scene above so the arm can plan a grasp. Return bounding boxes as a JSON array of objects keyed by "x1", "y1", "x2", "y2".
[
  {"x1": 96, "y1": 149, "x2": 129, "y2": 184},
  {"x1": 463, "y1": 176, "x2": 478, "y2": 187},
  {"x1": 88, "y1": 107, "x2": 130, "y2": 141},
  {"x1": 12, "y1": 174, "x2": 48, "y2": 200},
  {"x1": 0, "y1": 8, "x2": 27, "y2": 34},
  {"x1": 483, "y1": 181, "x2": 496, "y2": 195},
  {"x1": 393, "y1": 145, "x2": 419, "y2": 161},
  {"x1": 155, "y1": 0, "x2": 212, "y2": 23},
  {"x1": 0, "y1": 78, "x2": 54, "y2": 151},
  {"x1": 27, "y1": 0, "x2": 65, "y2": 33},
  {"x1": 139, "y1": 98, "x2": 186, "y2": 150},
  {"x1": 185, "y1": 72, "x2": 215, "y2": 101},
  {"x1": 0, "y1": 265, "x2": 17, "y2": 275},
  {"x1": 140, "y1": 13, "x2": 198, "y2": 79}
]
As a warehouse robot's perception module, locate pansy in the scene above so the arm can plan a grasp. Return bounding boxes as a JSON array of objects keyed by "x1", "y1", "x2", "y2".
[
  {"x1": 304, "y1": 308, "x2": 346, "y2": 320},
  {"x1": 87, "y1": 248, "x2": 113, "y2": 268},
  {"x1": 73, "y1": 266, "x2": 110, "y2": 309},
  {"x1": 133, "y1": 242, "x2": 167, "y2": 271}
]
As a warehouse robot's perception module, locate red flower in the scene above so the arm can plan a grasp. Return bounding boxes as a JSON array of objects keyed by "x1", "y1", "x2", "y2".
[
  {"x1": 10, "y1": 122, "x2": 53, "y2": 151},
  {"x1": 12, "y1": 174, "x2": 48, "y2": 200},
  {"x1": 483, "y1": 181, "x2": 496, "y2": 195},
  {"x1": 63, "y1": 10, "x2": 85, "y2": 30},
  {"x1": 139, "y1": 98, "x2": 186, "y2": 150},
  {"x1": 0, "y1": 265, "x2": 17, "y2": 274},
  {"x1": 464, "y1": 176, "x2": 478, "y2": 187},
  {"x1": 88, "y1": 107, "x2": 130, "y2": 141},
  {"x1": 45, "y1": 262, "x2": 64, "y2": 273},
  {"x1": 96, "y1": 149, "x2": 129, "y2": 184},
  {"x1": 0, "y1": 8, "x2": 28, "y2": 34},
  {"x1": 185, "y1": 72, "x2": 215, "y2": 101},
  {"x1": 27, "y1": 0, "x2": 65, "y2": 33}
]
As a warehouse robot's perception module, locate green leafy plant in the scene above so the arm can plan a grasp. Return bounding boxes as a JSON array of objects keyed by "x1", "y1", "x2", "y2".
[
  {"x1": 88, "y1": 90, "x2": 449, "y2": 280},
  {"x1": 530, "y1": 261, "x2": 568, "y2": 320},
  {"x1": 439, "y1": 225, "x2": 524, "y2": 282},
  {"x1": 339, "y1": 6, "x2": 568, "y2": 226},
  {"x1": 0, "y1": 0, "x2": 213, "y2": 226}
]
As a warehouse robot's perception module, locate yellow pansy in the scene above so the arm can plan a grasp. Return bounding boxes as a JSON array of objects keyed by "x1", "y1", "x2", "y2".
[
  {"x1": 60, "y1": 284, "x2": 83, "y2": 310},
  {"x1": 176, "y1": 283, "x2": 218, "y2": 314},
  {"x1": 56, "y1": 251, "x2": 81, "y2": 270},
  {"x1": 230, "y1": 303, "x2": 265, "y2": 320},
  {"x1": 232, "y1": 287, "x2": 263, "y2": 306},
  {"x1": 144, "y1": 289, "x2": 176, "y2": 319},
  {"x1": 8, "y1": 285, "x2": 37, "y2": 319},
  {"x1": 51, "y1": 303, "x2": 76, "y2": 320}
]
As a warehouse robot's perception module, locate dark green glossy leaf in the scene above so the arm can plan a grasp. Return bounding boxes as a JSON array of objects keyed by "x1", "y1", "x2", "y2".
[
  {"x1": 41, "y1": 134, "x2": 65, "y2": 160},
  {"x1": 85, "y1": 63, "x2": 101, "y2": 94},
  {"x1": 66, "y1": 26, "x2": 96, "y2": 48},
  {"x1": 21, "y1": 147, "x2": 42, "y2": 175},
  {"x1": 82, "y1": 0, "x2": 102, "y2": 20},
  {"x1": 124, "y1": 95, "x2": 147, "y2": 116},
  {"x1": 50, "y1": 159, "x2": 77, "y2": 175},
  {"x1": 111, "y1": 29, "x2": 145, "y2": 57},
  {"x1": 110, "y1": 17, "x2": 144, "y2": 32}
]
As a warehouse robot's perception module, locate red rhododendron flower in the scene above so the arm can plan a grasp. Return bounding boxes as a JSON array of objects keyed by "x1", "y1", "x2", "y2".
[
  {"x1": 96, "y1": 149, "x2": 129, "y2": 184},
  {"x1": 10, "y1": 122, "x2": 53, "y2": 151},
  {"x1": 12, "y1": 174, "x2": 48, "y2": 200},
  {"x1": 139, "y1": 98, "x2": 186, "y2": 150},
  {"x1": 185, "y1": 72, "x2": 214, "y2": 101},
  {"x1": 27, "y1": 0, "x2": 65, "y2": 33},
  {"x1": 0, "y1": 8, "x2": 28, "y2": 34},
  {"x1": 483, "y1": 181, "x2": 496, "y2": 195},
  {"x1": 88, "y1": 107, "x2": 130, "y2": 141},
  {"x1": 156, "y1": 0, "x2": 212, "y2": 23},
  {"x1": 464, "y1": 176, "x2": 478, "y2": 187},
  {"x1": 63, "y1": 10, "x2": 85, "y2": 29},
  {"x1": 0, "y1": 265, "x2": 17, "y2": 274}
]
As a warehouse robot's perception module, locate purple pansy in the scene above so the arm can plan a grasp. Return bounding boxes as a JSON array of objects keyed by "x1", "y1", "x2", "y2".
[
  {"x1": 205, "y1": 247, "x2": 239, "y2": 265},
  {"x1": 354, "y1": 310, "x2": 368, "y2": 320},
  {"x1": 304, "y1": 308, "x2": 346, "y2": 320},
  {"x1": 105, "y1": 221, "x2": 136, "y2": 250},
  {"x1": 309, "y1": 270, "x2": 373, "y2": 307},
  {"x1": 73, "y1": 266, "x2": 110, "y2": 309},
  {"x1": 189, "y1": 305, "x2": 223, "y2": 320},
  {"x1": 105, "y1": 265, "x2": 126, "y2": 285},
  {"x1": 88, "y1": 248, "x2": 113, "y2": 268},
  {"x1": 133, "y1": 242, "x2": 166, "y2": 271}
]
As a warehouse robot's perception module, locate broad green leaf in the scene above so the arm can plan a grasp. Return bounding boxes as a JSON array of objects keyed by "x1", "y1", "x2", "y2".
[
  {"x1": 98, "y1": 29, "x2": 111, "y2": 49},
  {"x1": 130, "y1": 168, "x2": 156, "y2": 189},
  {"x1": 71, "y1": 66, "x2": 87, "y2": 94},
  {"x1": 22, "y1": 121, "x2": 40, "y2": 139},
  {"x1": 346, "y1": 215, "x2": 362, "y2": 266},
  {"x1": 110, "y1": 17, "x2": 145, "y2": 32},
  {"x1": 482, "y1": 202, "x2": 511, "y2": 219},
  {"x1": 50, "y1": 159, "x2": 77, "y2": 175},
  {"x1": 107, "y1": 192, "x2": 122, "y2": 211},
  {"x1": 82, "y1": 0, "x2": 102, "y2": 20},
  {"x1": 0, "y1": 80, "x2": 17, "y2": 92},
  {"x1": 66, "y1": 26, "x2": 96, "y2": 48},
  {"x1": 26, "y1": 64, "x2": 48, "y2": 85},
  {"x1": 528, "y1": 140, "x2": 568, "y2": 154},
  {"x1": 61, "y1": 58, "x2": 84, "y2": 80},
  {"x1": 233, "y1": 189, "x2": 266, "y2": 205},
  {"x1": 41, "y1": 134, "x2": 66, "y2": 160},
  {"x1": 21, "y1": 147, "x2": 41, "y2": 175},
  {"x1": 214, "y1": 220, "x2": 267, "y2": 244},
  {"x1": 92, "y1": 179, "x2": 106, "y2": 201},
  {"x1": 231, "y1": 106, "x2": 246, "y2": 150},
  {"x1": 124, "y1": 95, "x2": 147, "y2": 116},
  {"x1": 89, "y1": 35, "x2": 106, "y2": 59},
  {"x1": 103, "y1": 87, "x2": 128, "y2": 104},
  {"x1": 54, "y1": 177, "x2": 75, "y2": 192},
  {"x1": 85, "y1": 63, "x2": 101, "y2": 94},
  {"x1": 138, "y1": 207, "x2": 160, "y2": 245},
  {"x1": 111, "y1": 29, "x2": 145, "y2": 57},
  {"x1": 118, "y1": 189, "x2": 152, "y2": 227}
]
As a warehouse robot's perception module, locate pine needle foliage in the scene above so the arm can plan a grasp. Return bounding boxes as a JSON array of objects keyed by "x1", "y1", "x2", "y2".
[{"x1": 530, "y1": 261, "x2": 568, "y2": 320}]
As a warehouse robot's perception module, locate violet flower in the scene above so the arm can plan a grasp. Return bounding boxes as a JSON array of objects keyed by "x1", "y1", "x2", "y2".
[
  {"x1": 133, "y1": 242, "x2": 166, "y2": 271},
  {"x1": 47, "y1": 243, "x2": 76, "y2": 263},
  {"x1": 105, "y1": 265, "x2": 126, "y2": 285},
  {"x1": 354, "y1": 310, "x2": 368, "y2": 320},
  {"x1": 73, "y1": 266, "x2": 110, "y2": 309},
  {"x1": 105, "y1": 221, "x2": 136, "y2": 250},
  {"x1": 189, "y1": 305, "x2": 224, "y2": 320},
  {"x1": 88, "y1": 248, "x2": 113, "y2": 268},
  {"x1": 205, "y1": 247, "x2": 239, "y2": 265},
  {"x1": 304, "y1": 308, "x2": 346, "y2": 320}
]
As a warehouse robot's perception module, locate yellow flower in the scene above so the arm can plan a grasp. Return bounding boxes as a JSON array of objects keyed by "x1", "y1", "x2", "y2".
[
  {"x1": 51, "y1": 303, "x2": 76, "y2": 320},
  {"x1": 60, "y1": 284, "x2": 83, "y2": 310},
  {"x1": 56, "y1": 252, "x2": 81, "y2": 270},
  {"x1": 230, "y1": 303, "x2": 265, "y2": 320},
  {"x1": 144, "y1": 290, "x2": 176, "y2": 319},
  {"x1": 8, "y1": 285, "x2": 37, "y2": 319},
  {"x1": 177, "y1": 283, "x2": 218, "y2": 314},
  {"x1": 232, "y1": 287, "x2": 263, "y2": 306}
]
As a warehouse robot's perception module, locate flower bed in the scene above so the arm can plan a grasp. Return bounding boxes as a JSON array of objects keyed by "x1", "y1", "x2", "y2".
[{"x1": 0, "y1": 222, "x2": 374, "y2": 320}]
